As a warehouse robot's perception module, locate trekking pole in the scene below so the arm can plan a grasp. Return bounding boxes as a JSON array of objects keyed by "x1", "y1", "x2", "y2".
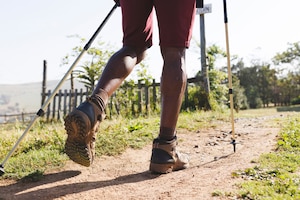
[
  {"x1": 0, "y1": 2, "x2": 119, "y2": 176},
  {"x1": 223, "y1": 0, "x2": 236, "y2": 152}
]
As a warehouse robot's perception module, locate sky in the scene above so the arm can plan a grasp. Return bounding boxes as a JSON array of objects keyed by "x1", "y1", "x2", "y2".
[{"x1": 0, "y1": 0, "x2": 299, "y2": 84}]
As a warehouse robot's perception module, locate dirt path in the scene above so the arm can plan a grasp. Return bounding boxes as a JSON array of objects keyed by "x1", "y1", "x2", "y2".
[{"x1": 0, "y1": 113, "x2": 290, "y2": 200}]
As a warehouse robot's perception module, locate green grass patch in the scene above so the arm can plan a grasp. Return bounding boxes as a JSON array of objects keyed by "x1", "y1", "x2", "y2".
[
  {"x1": 0, "y1": 110, "x2": 227, "y2": 180},
  {"x1": 178, "y1": 110, "x2": 229, "y2": 130},
  {"x1": 0, "y1": 121, "x2": 68, "y2": 180},
  {"x1": 226, "y1": 116, "x2": 300, "y2": 200},
  {"x1": 0, "y1": 107, "x2": 298, "y2": 182},
  {"x1": 95, "y1": 116, "x2": 159, "y2": 156}
]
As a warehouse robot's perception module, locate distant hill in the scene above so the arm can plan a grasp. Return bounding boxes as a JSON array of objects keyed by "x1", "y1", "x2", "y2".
[{"x1": 0, "y1": 80, "x2": 85, "y2": 113}]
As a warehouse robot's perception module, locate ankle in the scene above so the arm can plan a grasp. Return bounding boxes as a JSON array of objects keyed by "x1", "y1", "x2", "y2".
[
  {"x1": 158, "y1": 127, "x2": 176, "y2": 141},
  {"x1": 90, "y1": 89, "x2": 108, "y2": 113},
  {"x1": 154, "y1": 136, "x2": 177, "y2": 144}
]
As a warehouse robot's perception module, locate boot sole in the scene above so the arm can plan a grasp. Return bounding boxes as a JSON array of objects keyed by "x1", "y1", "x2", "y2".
[
  {"x1": 149, "y1": 162, "x2": 189, "y2": 174},
  {"x1": 64, "y1": 110, "x2": 92, "y2": 167},
  {"x1": 149, "y1": 163, "x2": 174, "y2": 174}
]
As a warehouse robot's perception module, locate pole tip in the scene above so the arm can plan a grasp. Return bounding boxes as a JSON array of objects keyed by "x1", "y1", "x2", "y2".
[
  {"x1": 231, "y1": 139, "x2": 236, "y2": 152},
  {"x1": 0, "y1": 165, "x2": 4, "y2": 176}
]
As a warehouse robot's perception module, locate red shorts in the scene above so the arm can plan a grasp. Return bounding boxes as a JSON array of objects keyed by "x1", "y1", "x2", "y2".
[{"x1": 119, "y1": 0, "x2": 196, "y2": 48}]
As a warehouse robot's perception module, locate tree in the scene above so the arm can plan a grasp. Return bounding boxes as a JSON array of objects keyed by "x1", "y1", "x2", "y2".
[
  {"x1": 207, "y1": 44, "x2": 226, "y2": 70},
  {"x1": 61, "y1": 36, "x2": 114, "y2": 94},
  {"x1": 188, "y1": 45, "x2": 232, "y2": 111},
  {"x1": 187, "y1": 44, "x2": 247, "y2": 111},
  {"x1": 238, "y1": 66, "x2": 261, "y2": 108},
  {"x1": 232, "y1": 76, "x2": 248, "y2": 112},
  {"x1": 273, "y1": 42, "x2": 300, "y2": 66},
  {"x1": 203, "y1": 44, "x2": 227, "y2": 110},
  {"x1": 237, "y1": 62, "x2": 279, "y2": 108},
  {"x1": 272, "y1": 42, "x2": 300, "y2": 105},
  {"x1": 257, "y1": 64, "x2": 277, "y2": 107}
]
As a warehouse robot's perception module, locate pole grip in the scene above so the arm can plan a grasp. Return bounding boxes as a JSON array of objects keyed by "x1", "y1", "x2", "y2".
[{"x1": 223, "y1": 0, "x2": 228, "y2": 23}]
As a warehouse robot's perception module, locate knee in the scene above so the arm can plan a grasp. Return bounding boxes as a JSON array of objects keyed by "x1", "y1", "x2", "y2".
[
  {"x1": 160, "y1": 48, "x2": 187, "y2": 94},
  {"x1": 161, "y1": 47, "x2": 186, "y2": 62},
  {"x1": 161, "y1": 47, "x2": 187, "y2": 82},
  {"x1": 120, "y1": 46, "x2": 147, "y2": 64}
]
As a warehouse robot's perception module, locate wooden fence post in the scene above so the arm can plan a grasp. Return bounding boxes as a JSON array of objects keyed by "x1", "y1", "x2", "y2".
[
  {"x1": 128, "y1": 88, "x2": 134, "y2": 116},
  {"x1": 63, "y1": 89, "x2": 68, "y2": 116},
  {"x1": 109, "y1": 96, "x2": 113, "y2": 118},
  {"x1": 79, "y1": 88, "x2": 83, "y2": 104},
  {"x1": 52, "y1": 92, "x2": 56, "y2": 120},
  {"x1": 138, "y1": 80, "x2": 142, "y2": 113},
  {"x1": 74, "y1": 89, "x2": 78, "y2": 108},
  {"x1": 46, "y1": 90, "x2": 51, "y2": 122},
  {"x1": 58, "y1": 90, "x2": 62, "y2": 120},
  {"x1": 184, "y1": 83, "x2": 189, "y2": 109},
  {"x1": 68, "y1": 89, "x2": 72, "y2": 112},
  {"x1": 41, "y1": 60, "x2": 47, "y2": 107},
  {"x1": 145, "y1": 85, "x2": 149, "y2": 114},
  {"x1": 152, "y1": 79, "x2": 157, "y2": 110}
]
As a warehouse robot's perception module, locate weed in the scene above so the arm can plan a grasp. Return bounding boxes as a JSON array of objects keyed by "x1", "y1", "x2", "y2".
[
  {"x1": 211, "y1": 190, "x2": 223, "y2": 197},
  {"x1": 231, "y1": 116, "x2": 300, "y2": 199}
]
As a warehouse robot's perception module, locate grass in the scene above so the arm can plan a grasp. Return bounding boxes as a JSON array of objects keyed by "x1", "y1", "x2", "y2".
[
  {"x1": 0, "y1": 109, "x2": 231, "y2": 180},
  {"x1": 0, "y1": 121, "x2": 67, "y2": 180},
  {"x1": 0, "y1": 117, "x2": 157, "y2": 180},
  {"x1": 0, "y1": 106, "x2": 299, "y2": 188},
  {"x1": 214, "y1": 115, "x2": 300, "y2": 200}
]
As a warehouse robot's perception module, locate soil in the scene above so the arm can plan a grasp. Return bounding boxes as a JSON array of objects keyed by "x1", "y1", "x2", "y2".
[{"x1": 0, "y1": 112, "x2": 293, "y2": 200}]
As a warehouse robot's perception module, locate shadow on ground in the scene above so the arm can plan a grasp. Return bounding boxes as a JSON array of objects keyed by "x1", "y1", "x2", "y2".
[{"x1": 0, "y1": 170, "x2": 159, "y2": 200}]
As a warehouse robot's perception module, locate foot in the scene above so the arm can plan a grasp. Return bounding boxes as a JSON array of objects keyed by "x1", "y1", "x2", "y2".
[
  {"x1": 149, "y1": 136, "x2": 189, "y2": 174},
  {"x1": 64, "y1": 98, "x2": 104, "y2": 167}
]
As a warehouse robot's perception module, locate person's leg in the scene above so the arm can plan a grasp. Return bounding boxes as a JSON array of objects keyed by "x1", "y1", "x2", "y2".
[
  {"x1": 155, "y1": 0, "x2": 195, "y2": 140},
  {"x1": 149, "y1": 47, "x2": 189, "y2": 174},
  {"x1": 159, "y1": 47, "x2": 187, "y2": 140},
  {"x1": 64, "y1": 46, "x2": 146, "y2": 167},
  {"x1": 149, "y1": 0, "x2": 195, "y2": 173},
  {"x1": 93, "y1": 0, "x2": 153, "y2": 101},
  {"x1": 65, "y1": 0, "x2": 154, "y2": 167},
  {"x1": 93, "y1": 0, "x2": 154, "y2": 100},
  {"x1": 93, "y1": 46, "x2": 146, "y2": 98}
]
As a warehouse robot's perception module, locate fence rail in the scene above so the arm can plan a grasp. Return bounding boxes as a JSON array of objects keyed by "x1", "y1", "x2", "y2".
[
  {"x1": 0, "y1": 112, "x2": 36, "y2": 124},
  {"x1": 0, "y1": 77, "x2": 201, "y2": 124}
]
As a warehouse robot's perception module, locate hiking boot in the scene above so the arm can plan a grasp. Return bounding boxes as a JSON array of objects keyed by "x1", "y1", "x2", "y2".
[
  {"x1": 149, "y1": 136, "x2": 189, "y2": 174},
  {"x1": 64, "y1": 98, "x2": 105, "y2": 167}
]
